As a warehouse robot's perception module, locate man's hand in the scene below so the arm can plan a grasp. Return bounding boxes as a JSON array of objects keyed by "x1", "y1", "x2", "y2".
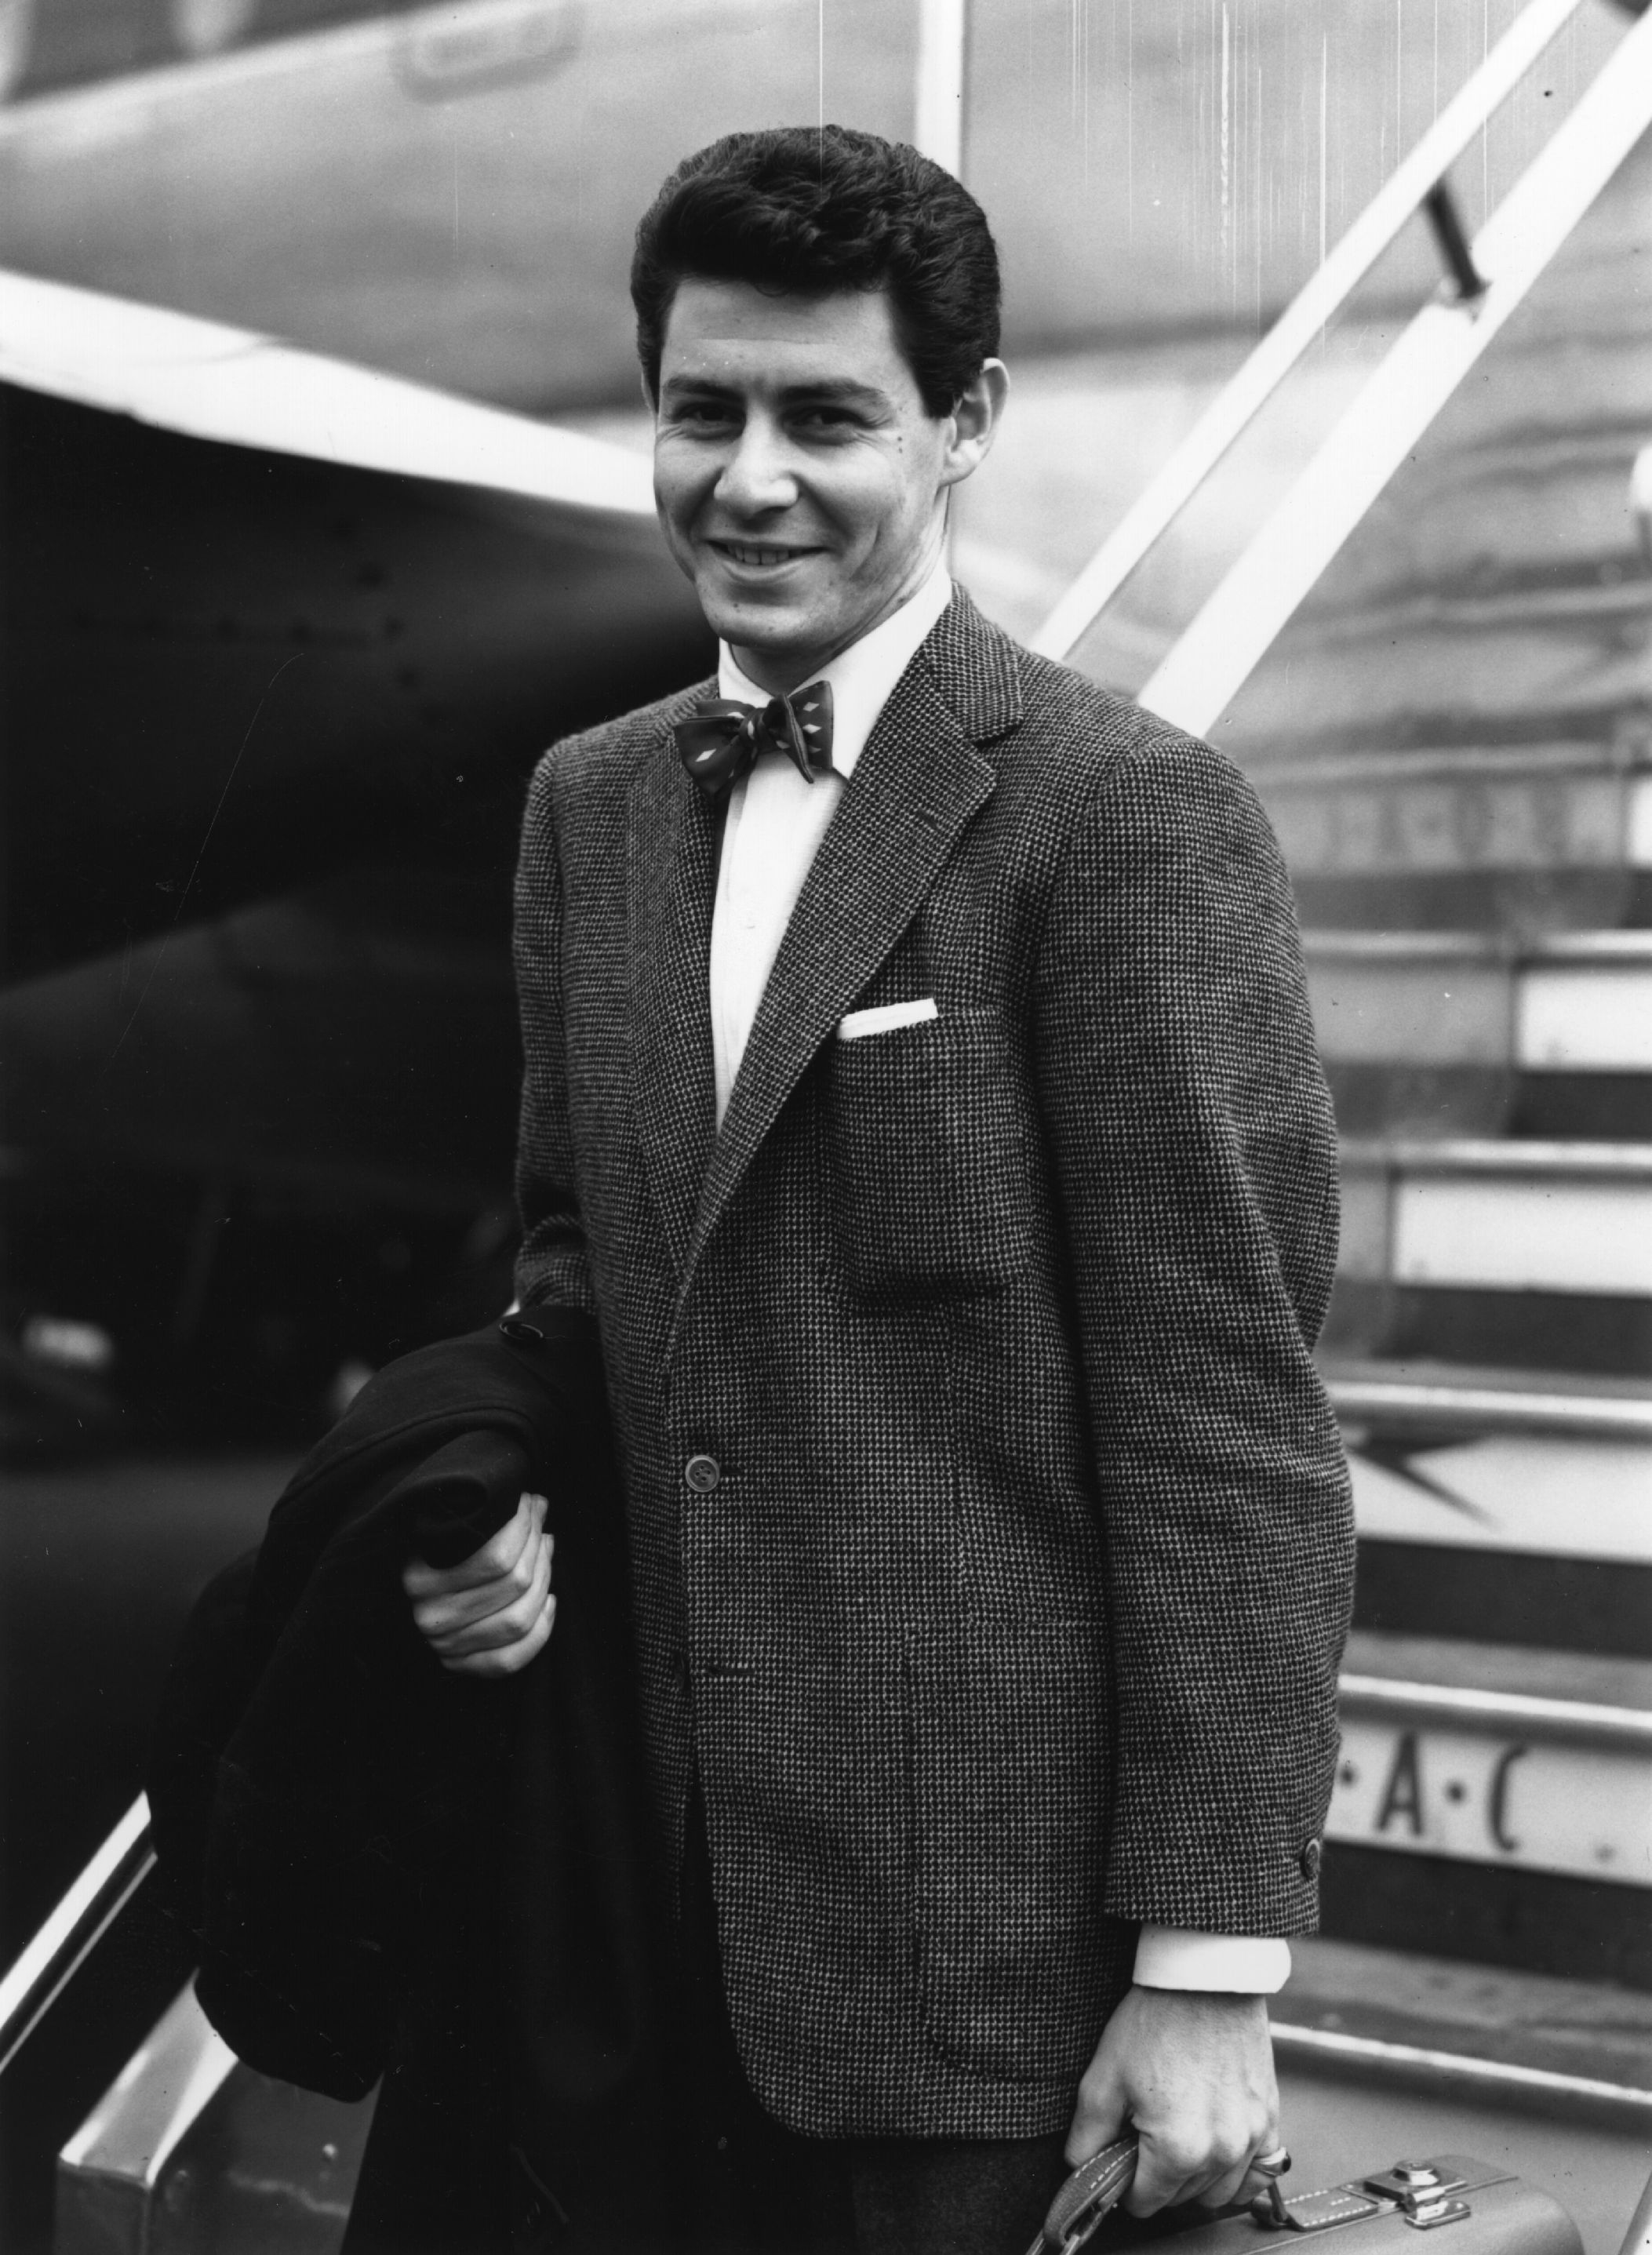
[
  {"x1": 1066, "y1": 1985, "x2": 1279, "y2": 2214},
  {"x1": 401, "y1": 1489, "x2": 555, "y2": 1677}
]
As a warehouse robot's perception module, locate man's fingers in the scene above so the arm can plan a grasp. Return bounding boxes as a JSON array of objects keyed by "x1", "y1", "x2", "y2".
[
  {"x1": 1191, "y1": 2125, "x2": 1279, "y2": 2212},
  {"x1": 402, "y1": 1490, "x2": 546, "y2": 1600},
  {"x1": 1125, "y1": 2133, "x2": 1205, "y2": 2217},
  {"x1": 1145, "y1": 2115, "x2": 1280, "y2": 2215},
  {"x1": 1222, "y1": 2136, "x2": 1289, "y2": 2213},
  {"x1": 428, "y1": 1531, "x2": 553, "y2": 1656},
  {"x1": 1063, "y1": 2055, "x2": 1130, "y2": 2169},
  {"x1": 402, "y1": 1489, "x2": 534, "y2": 1597},
  {"x1": 1129, "y1": 2124, "x2": 1257, "y2": 2217},
  {"x1": 441, "y1": 1592, "x2": 556, "y2": 1677},
  {"x1": 1204, "y1": 2160, "x2": 1263, "y2": 2212},
  {"x1": 410, "y1": 1526, "x2": 553, "y2": 1639}
]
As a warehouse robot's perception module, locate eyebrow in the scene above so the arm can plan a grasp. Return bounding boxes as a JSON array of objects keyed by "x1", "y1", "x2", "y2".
[{"x1": 660, "y1": 375, "x2": 890, "y2": 411}]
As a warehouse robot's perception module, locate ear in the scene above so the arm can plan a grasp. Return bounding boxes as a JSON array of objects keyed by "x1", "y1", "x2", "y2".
[{"x1": 938, "y1": 358, "x2": 1010, "y2": 490}]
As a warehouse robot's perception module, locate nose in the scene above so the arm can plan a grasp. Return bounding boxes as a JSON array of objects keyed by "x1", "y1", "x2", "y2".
[{"x1": 715, "y1": 414, "x2": 798, "y2": 516}]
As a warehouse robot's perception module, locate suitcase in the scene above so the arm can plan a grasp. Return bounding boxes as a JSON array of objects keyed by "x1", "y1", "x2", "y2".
[{"x1": 1028, "y1": 2144, "x2": 1585, "y2": 2255}]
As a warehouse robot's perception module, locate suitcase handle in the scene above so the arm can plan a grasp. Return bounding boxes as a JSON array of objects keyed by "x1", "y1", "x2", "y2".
[
  {"x1": 1028, "y1": 2139, "x2": 1293, "y2": 2254},
  {"x1": 1025, "y1": 2137, "x2": 1137, "y2": 2255}
]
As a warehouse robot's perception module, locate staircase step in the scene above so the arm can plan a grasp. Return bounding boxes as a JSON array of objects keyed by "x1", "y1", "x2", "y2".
[
  {"x1": 1309, "y1": 932, "x2": 1652, "y2": 1067},
  {"x1": 1321, "y1": 1631, "x2": 1651, "y2": 1987},
  {"x1": 1339, "y1": 1138, "x2": 1652, "y2": 1296},
  {"x1": 1341, "y1": 1629, "x2": 1651, "y2": 1710},
  {"x1": 1325, "y1": 1365, "x2": 1652, "y2": 1658},
  {"x1": 56, "y1": 1980, "x2": 373, "y2": 2255},
  {"x1": 1252, "y1": 739, "x2": 1652, "y2": 933},
  {"x1": 1332, "y1": 1366, "x2": 1651, "y2": 1585},
  {"x1": 1282, "y1": 1935, "x2": 1652, "y2": 2097},
  {"x1": 1329, "y1": 1138, "x2": 1652, "y2": 1377},
  {"x1": 1326, "y1": 1283, "x2": 1650, "y2": 1378},
  {"x1": 1327, "y1": 1064, "x2": 1651, "y2": 1141},
  {"x1": 1309, "y1": 931, "x2": 1652, "y2": 1137},
  {"x1": 1352, "y1": 1539, "x2": 1650, "y2": 1661}
]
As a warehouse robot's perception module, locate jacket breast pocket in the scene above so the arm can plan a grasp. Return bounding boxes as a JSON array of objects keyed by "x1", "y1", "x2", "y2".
[{"x1": 826, "y1": 1006, "x2": 1033, "y2": 1298}]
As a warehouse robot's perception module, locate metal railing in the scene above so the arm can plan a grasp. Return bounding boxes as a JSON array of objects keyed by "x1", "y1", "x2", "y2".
[
  {"x1": 1339, "y1": 1674, "x2": 1652, "y2": 1750},
  {"x1": 1032, "y1": 0, "x2": 1652, "y2": 745},
  {"x1": 0, "y1": 1793, "x2": 154, "y2": 2079},
  {"x1": 1031, "y1": 0, "x2": 1590, "y2": 659}
]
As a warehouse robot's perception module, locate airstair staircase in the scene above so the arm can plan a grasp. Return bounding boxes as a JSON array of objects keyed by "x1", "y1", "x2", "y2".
[
  {"x1": 1221, "y1": 47, "x2": 1652, "y2": 2087},
  {"x1": 1024, "y1": 0, "x2": 1652, "y2": 2162}
]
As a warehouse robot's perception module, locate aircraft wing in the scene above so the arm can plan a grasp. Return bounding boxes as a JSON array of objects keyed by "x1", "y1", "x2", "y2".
[
  {"x1": 0, "y1": 268, "x2": 659, "y2": 511},
  {"x1": 0, "y1": 267, "x2": 708, "y2": 979}
]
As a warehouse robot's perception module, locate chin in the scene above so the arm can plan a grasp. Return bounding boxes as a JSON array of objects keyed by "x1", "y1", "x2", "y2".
[{"x1": 701, "y1": 585, "x2": 819, "y2": 654}]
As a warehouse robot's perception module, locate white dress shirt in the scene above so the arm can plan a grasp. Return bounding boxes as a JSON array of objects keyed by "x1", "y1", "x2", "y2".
[
  {"x1": 707, "y1": 561, "x2": 1289, "y2": 1999},
  {"x1": 710, "y1": 562, "x2": 955, "y2": 1124}
]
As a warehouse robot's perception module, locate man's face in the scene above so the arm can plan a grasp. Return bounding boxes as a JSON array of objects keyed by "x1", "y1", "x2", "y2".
[{"x1": 652, "y1": 280, "x2": 988, "y2": 691}]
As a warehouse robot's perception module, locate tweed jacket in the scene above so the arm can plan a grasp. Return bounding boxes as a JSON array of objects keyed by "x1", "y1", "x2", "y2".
[{"x1": 511, "y1": 587, "x2": 1355, "y2": 2140}]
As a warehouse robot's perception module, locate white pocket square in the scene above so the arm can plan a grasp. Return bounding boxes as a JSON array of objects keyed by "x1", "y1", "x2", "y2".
[{"x1": 836, "y1": 997, "x2": 939, "y2": 1041}]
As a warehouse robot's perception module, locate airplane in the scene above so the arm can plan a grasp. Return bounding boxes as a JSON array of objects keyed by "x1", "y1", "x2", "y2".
[{"x1": 2, "y1": 2, "x2": 1650, "y2": 2245}]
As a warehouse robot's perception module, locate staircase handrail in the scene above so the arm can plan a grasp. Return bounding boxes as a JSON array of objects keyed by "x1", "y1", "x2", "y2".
[
  {"x1": 1136, "y1": 0, "x2": 1652, "y2": 740},
  {"x1": 0, "y1": 1793, "x2": 154, "y2": 2079},
  {"x1": 1030, "y1": 0, "x2": 1595, "y2": 664}
]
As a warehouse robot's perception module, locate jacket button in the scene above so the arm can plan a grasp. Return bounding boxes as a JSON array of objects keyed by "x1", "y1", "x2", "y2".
[
  {"x1": 498, "y1": 1315, "x2": 544, "y2": 1346},
  {"x1": 684, "y1": 1453, "x2": 721, "y2": 1495},
  {"x1": 1299, "y1": 1837, "x2": 1323, "y2": 1881}
]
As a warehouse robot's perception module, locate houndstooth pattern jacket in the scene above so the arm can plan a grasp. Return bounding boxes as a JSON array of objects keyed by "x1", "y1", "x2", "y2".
[{"x1": 511, "y1": 587, "x2": 1354, "y2": 2140}]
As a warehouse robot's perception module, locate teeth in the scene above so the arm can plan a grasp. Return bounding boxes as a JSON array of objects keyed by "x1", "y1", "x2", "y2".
[{"x1": 723, "y1": 544, "x2": 796, "y2": 566}]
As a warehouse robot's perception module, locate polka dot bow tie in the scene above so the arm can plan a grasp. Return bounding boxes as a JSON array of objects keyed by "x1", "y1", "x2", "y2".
[{"x1": 673, "y1": 680, "x2": 835, "y2": 800}]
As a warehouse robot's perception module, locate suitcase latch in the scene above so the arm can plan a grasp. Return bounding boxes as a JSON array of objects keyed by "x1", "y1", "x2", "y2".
[
  {"x1": 1361, "y1": 2162, "x2": 1473, "y2": 2230},
  {"x1": 1402, "y1": 2198, "x2": 1472, "y2": 2232},
  {"x1": 1365, "y1": 2166, "x2": 1470, "y2": 2206}
]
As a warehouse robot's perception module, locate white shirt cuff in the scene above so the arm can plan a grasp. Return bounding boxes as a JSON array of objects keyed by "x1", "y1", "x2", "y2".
[{"x1": 1132, "y1": 1927, "x2": 1292, "y2": 1994}]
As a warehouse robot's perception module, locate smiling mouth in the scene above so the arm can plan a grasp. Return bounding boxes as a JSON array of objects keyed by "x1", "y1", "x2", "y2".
[{"x1": 708, "y1": 540, "x2": 818, "y2": 568}]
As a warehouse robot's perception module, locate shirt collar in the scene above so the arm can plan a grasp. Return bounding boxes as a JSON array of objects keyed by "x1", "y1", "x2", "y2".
[{"x1": 716, "y1": 562, "x2": 952, "y2": 782}]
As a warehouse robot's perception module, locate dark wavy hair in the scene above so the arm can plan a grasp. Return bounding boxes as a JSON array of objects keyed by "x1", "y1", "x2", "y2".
[{"x1": 631, "y1": 125, "x2": 1001, "y2": 419}]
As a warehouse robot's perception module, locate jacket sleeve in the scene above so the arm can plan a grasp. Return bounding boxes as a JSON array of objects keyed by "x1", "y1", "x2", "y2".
[
  {"x1": 1031, "y1": 726, "x2": 1354, "y2": 1939},
  {"x1": 513, "y1": 749, "x2": 598, "y2": 1315}
]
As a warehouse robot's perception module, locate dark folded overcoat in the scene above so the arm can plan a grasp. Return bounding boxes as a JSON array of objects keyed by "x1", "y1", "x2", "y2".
[
  {"x1": 511, "y1": 587, "x2": 1355, "y2": 2140},
  {"x1": 148, "y1": 1315, "x2": 677, "y2": 2253}
]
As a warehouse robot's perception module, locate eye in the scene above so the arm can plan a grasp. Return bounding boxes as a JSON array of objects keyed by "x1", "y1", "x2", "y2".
[
  {"x1": 671, "y1": 398, "x2": 740, "y2": 431},
  {"x1": 792, "y1": 406, "x2": 861, "y2": 435}
]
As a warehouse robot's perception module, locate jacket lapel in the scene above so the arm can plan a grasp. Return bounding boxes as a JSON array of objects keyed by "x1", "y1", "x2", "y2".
[
  {"x1": 628, "y1": 685, "x2": 721, "y2": 1278},
  {"x1": 687, "y1": 592, "x2": 1021, "y2": 1283}
]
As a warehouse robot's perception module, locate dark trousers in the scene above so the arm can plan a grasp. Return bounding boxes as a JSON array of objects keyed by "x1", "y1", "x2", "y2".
[{"x1": 672, "y1": 1783, "x2": 1068, "y2": 2255}]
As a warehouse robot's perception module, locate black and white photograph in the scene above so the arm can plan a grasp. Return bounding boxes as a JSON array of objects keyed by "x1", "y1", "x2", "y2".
[{"x1": 1, "y1": 3, "x2": 1649, "y2": 2251}]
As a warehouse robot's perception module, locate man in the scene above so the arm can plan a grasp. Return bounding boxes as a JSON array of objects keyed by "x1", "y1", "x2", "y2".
[{"x1": 405, "y1": 125, "x2": 1353, "y2": 2255}]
